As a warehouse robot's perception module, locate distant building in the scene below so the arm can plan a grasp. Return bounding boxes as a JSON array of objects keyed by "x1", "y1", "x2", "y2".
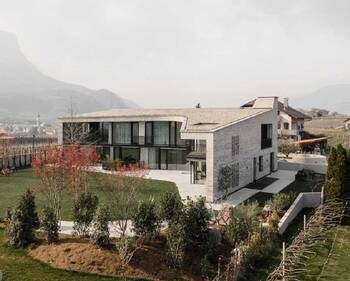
[
  {"x1": 59, "y1": 97, "x2": 278, "y2": 201},
  {"x1": 344, "y1": 118, "x2": 350, "y2": 131},
  {"x1": 242, "y1": 97, "x2": 311, "y2": 141}
]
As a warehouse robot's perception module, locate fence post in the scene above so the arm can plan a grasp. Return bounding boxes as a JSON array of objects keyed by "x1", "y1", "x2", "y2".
[{"x1": 282, "y1": 242, "x2": 286, "y2": 281}]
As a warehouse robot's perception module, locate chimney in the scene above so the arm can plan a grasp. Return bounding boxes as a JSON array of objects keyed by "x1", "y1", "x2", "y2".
[{"x1": 283, "y1": 98, "x2": 289, "y2": 109}]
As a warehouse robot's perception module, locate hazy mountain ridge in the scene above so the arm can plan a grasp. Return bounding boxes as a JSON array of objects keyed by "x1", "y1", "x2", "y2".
[
  {"x1": 294, "y1": 84, "x2": 350, "y2": 115},
  {"x1": 0, "y1": 31, "x2": 136, "y2": 120}
]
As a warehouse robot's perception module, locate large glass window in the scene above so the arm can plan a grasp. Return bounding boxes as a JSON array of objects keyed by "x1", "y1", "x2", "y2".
[
  {"x1": 148, "y1": 148, "x2": 159, "y2": 169},
  {"x1": 132, "y1": 122, "x2": 139, "y2": 144},
  {"x1": 113, "y1": 122, "x2": 131, "y2": 144},
  {"x1": 167, "y1": 149, "x2": 187, "y2": 170},
  {"x1": 145, "y1": 122, "x2": 153, "y2": 145},
  {"x1": 170, "y1": 122, "x2": 176, "y2": 146},
  {"x1": 100, "y1": 122, "x2": 110, "y2": 144},
  {"x1": 114, "y1": 147, "x2": 140, "y2": 165},
  {"x1": 153, "y1": 122, "x2": 169, "y2": 145},
  {"x1": 261, "y1": 124, "x2": 273, "y2": 149}
]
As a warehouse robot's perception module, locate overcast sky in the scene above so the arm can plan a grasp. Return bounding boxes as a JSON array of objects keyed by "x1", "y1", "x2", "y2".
[{"x1": 1, "y1": 0, "x2": 350, "y2": 107}]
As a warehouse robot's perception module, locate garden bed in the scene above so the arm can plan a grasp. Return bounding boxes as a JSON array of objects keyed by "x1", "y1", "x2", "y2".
[{"x1": 28, "y1": 232, "x2": 231, "y2": 281}]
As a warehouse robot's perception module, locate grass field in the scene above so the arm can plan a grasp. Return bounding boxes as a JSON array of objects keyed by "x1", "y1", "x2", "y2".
[
  {"x1": 302, "y1": 226, "x2": 350, "y2": 281},
  {"x1": 0, "y1": 169, "x2": 178, "y2": 220},
  {"x1": 0, "y1": 228, "x2": 146, "y2": 281}
]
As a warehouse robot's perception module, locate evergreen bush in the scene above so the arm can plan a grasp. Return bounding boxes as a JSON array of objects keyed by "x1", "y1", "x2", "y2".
[
  {"x1": 90, "y1": 205, "x2": 110, "y2": 248},
  {"x1": 133, "y1": 199, "x2": 160, "y2": 239},
  {"x1": 166, "y1": 221, "x2": 186, "y2": 268},
  {"x1": 40, "y1": 206, "x2": 59, "y2": 244},
  {"x1": 159, "y1": 191, "x2": 183, "y2": 224}
]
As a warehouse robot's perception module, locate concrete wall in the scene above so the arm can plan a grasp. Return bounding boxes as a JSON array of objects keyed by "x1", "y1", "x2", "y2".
[
  {"x1": 212, "y1": 108, "x2": 278, "y2": 200},
  {"x1": 278, "y1": 192, "x2": 321, "y2": 235}
]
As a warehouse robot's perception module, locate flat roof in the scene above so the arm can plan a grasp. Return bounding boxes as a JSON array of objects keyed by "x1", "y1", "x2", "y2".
[{"x1": 60, "y1": 107, "x2": 271, "y2": 133}]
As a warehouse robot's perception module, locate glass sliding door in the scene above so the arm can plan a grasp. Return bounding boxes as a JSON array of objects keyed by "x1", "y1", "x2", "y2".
[
  {"x1": 145, "y1": 122, "x2": 153, "y2": 145},
  {"x1": 113, "y1": 122, "x2": 131, "y2": 144},
  {"x1": 148, "y1": 148, "x2": 159, "y2": 169}
]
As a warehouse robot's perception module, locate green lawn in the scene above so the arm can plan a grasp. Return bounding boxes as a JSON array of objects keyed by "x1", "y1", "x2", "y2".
[
  {"x1": 0, "y1": 228, "x2": 146, "y2": 281},
  {"x1": 0, "y1": 169, "x2": 178, "y2": 220},
  {"x1": 247, "y1": 179, "x2": 323, "y2": 207},
  {"x1": 301, "y1": 226, "x2": 350, "y2": 281}
]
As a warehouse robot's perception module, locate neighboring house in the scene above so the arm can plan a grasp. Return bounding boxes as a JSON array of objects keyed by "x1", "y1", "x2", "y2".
[
  {"x1": 344, "y1": 118, "x2": 350, "y2": 131},
  {"x1": 58, "y1": 97, "x2": 278, "y2": 201},
  {"x1": 242, "y1": 98, "x2": 311, "y2": 141}
]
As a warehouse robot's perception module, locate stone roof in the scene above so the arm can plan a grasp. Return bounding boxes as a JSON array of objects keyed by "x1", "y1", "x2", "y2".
[
  {"x1": 242, "y1": 100, "x2": 311, "y2": 120},
  {"x1": 60, "y1": 107, "x2": 271, "y2": 133}
]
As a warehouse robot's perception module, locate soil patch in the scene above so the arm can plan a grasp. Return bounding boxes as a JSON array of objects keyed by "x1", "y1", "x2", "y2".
[{"x1": 29, "y1": 234, "x2": 223, "y2": 281}]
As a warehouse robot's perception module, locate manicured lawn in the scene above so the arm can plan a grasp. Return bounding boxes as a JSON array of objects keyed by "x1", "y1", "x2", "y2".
[
  {"x1": 247, "y1": 179, "x2": 323, "y2": 207},
  {"x1": 301, "y1": 225, "x2": 350, "y2": 281},
  {"x1": 0, "y1": 228, "x2": 146, "y2": 281},
  {"x1": 0, "y1": 169, "x2": 178, "y2": 220}
]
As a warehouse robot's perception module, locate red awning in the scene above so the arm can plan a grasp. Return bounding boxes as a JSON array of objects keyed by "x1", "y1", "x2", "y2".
[{"x1": 297, "y1": 137, "x2": 329, "y2": 145}]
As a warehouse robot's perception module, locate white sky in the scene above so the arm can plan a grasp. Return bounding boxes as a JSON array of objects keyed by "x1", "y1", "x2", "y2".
[{"x1": 1, "y1": 0, "x2": 350, "y2": 107}]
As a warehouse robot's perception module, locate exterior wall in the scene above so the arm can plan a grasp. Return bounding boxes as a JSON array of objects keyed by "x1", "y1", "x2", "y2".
[{"x1": 212, "y1": 109, "x2": 278, "y2": 200}]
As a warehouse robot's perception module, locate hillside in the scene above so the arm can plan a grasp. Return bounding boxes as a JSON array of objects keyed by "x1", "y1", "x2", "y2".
[
  {"x1": 294, "y1": 85, "x2": 350, "y2": 114},
  {"x1": 0, "y1": 31, "x2": 136, "y2": 120}
]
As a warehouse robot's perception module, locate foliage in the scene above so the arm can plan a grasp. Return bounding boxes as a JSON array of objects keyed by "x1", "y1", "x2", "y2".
[
  {"x1": 166, "y1": 221, "x2": 187, "y2": 269},
  {"x1": 132, "y1": 199, "x2": 160, "y2": 239},
  {"x1": 32, "y1": 144, "x2": 98, "y2": 219},
  {"x1": 72, "y1": 191, "x2": 99, "y2": 236},
  {"x1": 278, "y1": 139, "x2": 298, "y2": 158},
  {"x1": 18, "y1": 188, "x2": 40, "y2": 229},
  {"x1": 159, "y1": 191, "x2": 183, "y2": 224},
  {"x1": 267, "y1": 211, "x2": 280, "y2": 232},
  {"x1": 116, "y1": 236, "x2": 136, "y2": 267},
  {"x1": 324, "y1": 144, "x2": 348, "y2": 201},
  {"x1": 102, "y1": 158, "x2": 123, "y2": 171},
  {"x1": 200, "y1": 255, "x2": 211, "y2": 278},
  {"x1": 90, "y1": 204, "x2": 110, "y2": 248},
  {"x1": 271, "y1": 192, "x2": 293, "y2": 214},
  {"x1": 218, "y1": 165, "x2": 234, "y2": 196},
  {"x1": 40, "y1": 206, "x2": 59, "y2": 244},
  {"x1": 227, "y1": 201, "x2": 259, "y2": 246},
  {"x1": 6, "y1": 189, "x2": 39, "y2": 248},
  {"x1": 6, "y1": 209, "x2": 30, "y2": 248},
  {"x1": 98, "y1": 165, "x2": 148, "y2": 236},
  {"x1": 184, "y1": 196, "x2": 211, "y2": 241}
]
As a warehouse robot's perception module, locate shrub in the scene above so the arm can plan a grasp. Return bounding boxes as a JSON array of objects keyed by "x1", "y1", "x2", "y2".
[
  {"x1": 159, "y1": 192, "x2": 183, "y2": 224},
  {"x1": 90, "y1": 205, "x2": 110, "y2": 248},
  {"x1": 324, "y1": 177, "x2": 342, "y2": 201},
  {"x1": 18, "y1": 189, "x2": 40, "y2": 229},
  {"x1": 271, "y1": 192, "x2": 293, "y2": 214},
  {"x1": 166, "y1": 221, "x2": 187, "y2": 268},
  {"x1": 200, "y1": 255, "x2": 211, "y2": 278},
  {"x1": 102, "y1": 158, "x2": 123, "y2": 171},
  {"x1": 6, "y1": 189, "x2": 39, "y2": 248},
  {"x1": 184, "y1": 196, "x2": 210, "y2": 241},
  {"x1": 267, "y1": 211, "x2": 280, "y2": 232},
  {"x1": 227, "y1": 201, "x2": 259, "y2": 246},
  {"x1": 116, "y1": 236, "x2": 135, "y2": 267},
  {"x1": 6, "y1": 209, "x2": 28, "y2": 248},
  {"x1": 40, "y1": 206, "x2": 59, "y2": 244},
  {"x1": 278, "y1": 140, "x2": 298, "y2": 158},
  {"x1": 133, "y1": 199, "x2": 160, "y2": 239},
  {"x1": 72, "y1": 192, "x2": 98, "y2": 236}
]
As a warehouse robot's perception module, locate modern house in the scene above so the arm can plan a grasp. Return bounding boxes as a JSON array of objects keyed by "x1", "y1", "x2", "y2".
[
  {"x1": 58, "y1": 97, "x2": 278, "y2": 201},
  {"x1": 242, "y1": 98, "x2": 311, "y2": 141}
]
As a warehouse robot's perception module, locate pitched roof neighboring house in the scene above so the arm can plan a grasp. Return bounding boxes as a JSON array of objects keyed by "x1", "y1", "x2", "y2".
[{"x1": 242, "y1": 99, "x2": 311, "y2": 120}]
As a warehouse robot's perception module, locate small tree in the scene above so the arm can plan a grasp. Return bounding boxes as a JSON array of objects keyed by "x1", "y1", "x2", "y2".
[
  {"x1": 218, "y1": 166, "x2": 233, "y2": 197},
  {"x1": 159, "y1": 192, "x2": 183, "y2": 224},
  {"x1": 90, "y1": 205, "x2": 110, "y2": 248},
  {"x1": 72, "y1": 191, "x2": 98, "y2": 237},
  {"x1": 278, "y1": 140, "x2": 298, "y2": 158},
  {"x1": 98, "y1": 165, "x2": 148, "y2": 237},
  {"x1": 6, "y1": 189, "x2": 39, "y2": 248},
  {"x1": 133, "y1": 199, "x2": 160, "y2": 240},
  {"x1": 184, "y1": 196, "x2": 210, "y2": 241},
  {"x1": 166, "y1": 221, "x2": 187, "y2": 268},
  {"x1": 324, "y1": 177, "x2": 342, "y2": 201},
  {"x1": 40, "y1": 206, "x2": 59, "y2": 244},
  {"x1": 7, "y1": 209, "x2": 28, "y2": 248},
  {"x1": 116, "y1": 236, "x2": 138, "y2": 267},
  {"x1": 271, "y1": 192, "x2": 293, "y2": 214}
]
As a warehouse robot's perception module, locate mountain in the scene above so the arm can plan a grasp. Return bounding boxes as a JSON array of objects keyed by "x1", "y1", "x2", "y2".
[
  {"x1": 0, "y1": 31, "x2": 136, "y2": 120},
  {"x1": 294, "y1": 84, "x2": 350, "y2": 115}
]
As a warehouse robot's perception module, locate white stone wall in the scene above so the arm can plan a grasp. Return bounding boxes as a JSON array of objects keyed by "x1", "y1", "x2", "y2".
[{"x1": 212, "y1": 109, "x2": 278, "y2": 200}]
